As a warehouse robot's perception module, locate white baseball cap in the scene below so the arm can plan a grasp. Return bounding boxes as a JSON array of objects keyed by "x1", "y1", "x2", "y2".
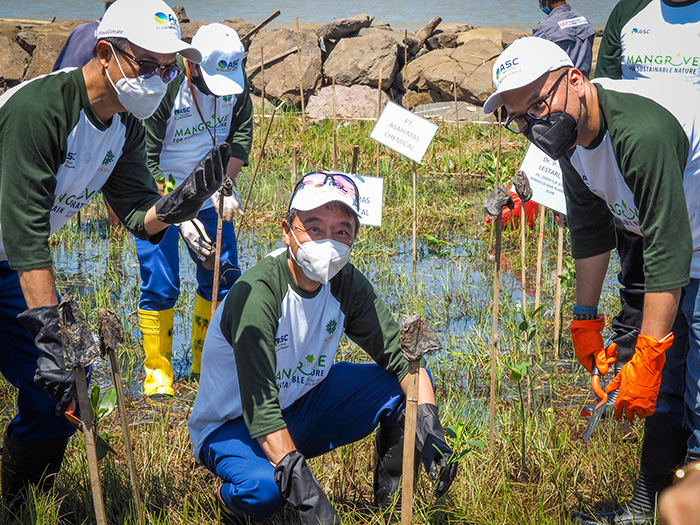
[
  {"x1": 191, "y1": 23, "x2": 246, "y2": 96},
  {"x1": 483, "y1": 37, "x2": 573, "y2": 114},
  {"x1": 96, "y1": 0, "x2": 201, "y2": 63},
  {"x1": 289, "y1": 172, "x2": 361, "y2": 218}
]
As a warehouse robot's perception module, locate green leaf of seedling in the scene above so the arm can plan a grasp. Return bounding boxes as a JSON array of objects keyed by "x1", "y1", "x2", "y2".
[
  {"x1": 97, "y1": 388, "x2": 117, "y2": 421},
  {"x1": 90, "y1": 385, "x2": 100, "y2": 414},
  {"x1": 445, "y1": 423, "x2": 463, "y2": 442},
  {"x1": 518, "y1": 319, "x2": 529, "y2": 332}
]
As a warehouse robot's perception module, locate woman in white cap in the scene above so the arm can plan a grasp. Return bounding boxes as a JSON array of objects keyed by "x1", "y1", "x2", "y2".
[{"x1": 135, "y1": 23, "x2": 253, "y2": 400}]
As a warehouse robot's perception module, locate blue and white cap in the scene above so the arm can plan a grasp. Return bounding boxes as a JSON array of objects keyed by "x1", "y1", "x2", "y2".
[
  {"x1": 192, "y1": 23, "x2": 246, "y2": 96},
  {"x1": 96, "y1": 0, "x2": 201, "y2": 62},
  {"x1": 483, "y1": 37, "x2": 573, "y2": 114}
]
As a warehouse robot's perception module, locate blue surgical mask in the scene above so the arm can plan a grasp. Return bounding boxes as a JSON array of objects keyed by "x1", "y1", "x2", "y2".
[{"x1": 539, "y1": 2, "x2": 551, "y2": 15}]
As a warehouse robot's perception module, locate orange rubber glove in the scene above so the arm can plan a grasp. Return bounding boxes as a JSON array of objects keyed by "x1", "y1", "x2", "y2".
[
  {"x1": 569, "y1": 316, "x2": 615, "y2": 374},
  {"x1": 605, "y1": 333, "x2": 673, "y2": 422}
]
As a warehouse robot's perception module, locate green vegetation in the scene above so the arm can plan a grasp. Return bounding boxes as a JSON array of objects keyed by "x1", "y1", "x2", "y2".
[{"x1": 0, "y1": 113, "x2": 639, "y2": 524}]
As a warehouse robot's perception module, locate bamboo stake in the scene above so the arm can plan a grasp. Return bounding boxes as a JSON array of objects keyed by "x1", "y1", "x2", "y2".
[
  {"x1": 534, "y1": 206, "x2": 546, "y2": 309},
  {"x1": 291, "y1": 148, "x2": 298, "y2": 188},
  {"x1": 332, "y1": 77, "x2": 338, "y2": 170},
  {"x1": 247, "y1": 47, "x2": 297, "y2": 75},
  {"x1": 351, "y1": 145, "x2": 359, "y2": 174},
  {"x1": 296, "y1": 18, "x2": 305, "y2": 120},
  {"x1": 453, "y1": 77, "x2": 462, "y2": 175},
  {"x1": 260, "y1": 47, "x2": 265, "y2": 145},
  {"x1": 376, "y1": 68, "x2": 383, "y2": 177},
  {"x1": 211, "y1": 185, "x2": 228, "y2": 320},
  {"x1": 412, "y1": 161, "x2": 418, "y2": 267},
  {"x1": 240, "y1": 10, "x2": 281, "y2": 44},
  {"x1": 521, "y1": 205, "x2": 527, "y2": 313},
  {"x1": 554, "y1": 215, "x2": 564, "y2": 357},
  {"x1": 489, "y1": 108, "x2": 503, "y2": 452}
]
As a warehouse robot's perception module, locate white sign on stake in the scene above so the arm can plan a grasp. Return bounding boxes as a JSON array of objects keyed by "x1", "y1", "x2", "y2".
[
  {"x1": 343, "y1": 173, "x2": 384, "y2": 227},
  {"x1": 519, "y1": 144, "x2": 568, "y2": 216},
  {"x1": 370, "y1": 101, "x2": 439, "y2": 163}
]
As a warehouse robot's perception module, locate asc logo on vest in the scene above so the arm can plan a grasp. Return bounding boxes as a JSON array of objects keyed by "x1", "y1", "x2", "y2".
[{"x1": 174, "y1": 106, "x2": 191, "y2": 120}]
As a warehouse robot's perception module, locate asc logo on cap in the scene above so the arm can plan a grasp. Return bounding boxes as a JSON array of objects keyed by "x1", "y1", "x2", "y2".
[
  {"x1": 495, "y1": 58, "x2": 520, "y2": 82},
  {"x1": 154, "y1": 11, "x2": 178, "y2": 28},
  {"x1": 217, "y1": 59, "x2": 240, "y2": 72}
]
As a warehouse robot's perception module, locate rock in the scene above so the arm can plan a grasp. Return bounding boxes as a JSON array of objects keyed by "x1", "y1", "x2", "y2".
[
  {"x1": 426, "y1": 32, "x2": 459, "y2": 51},
  {"x1": 24, "y1": 32, "x2": 69, "y2": 80},
  {"x1": 179, "y1": 22, "x2": 204, "y2": 44},
  {"x1": 357, "y1": 27, "x2": 408, "y2": 59},
  {"x1": 411, "y1": 100, "x2": 490, "y2": 123},
  {"x1": 172, "y1": 5, "x2": 190, "y2": 24},
  {"x1": 436, "y1": 23, "x2": 476, "y2": 33},
  {"x1": 247, "y1": 27, "x2": 322, "y2": 105},
  {"x1": 323, "y1": 33, "x2": 399, "y2": 90},
  {"x1": 16, "y1": 31, "x2": 37, "y2": 54},
  {"x1": 402, "y1": 38, "x2": 502, "y2": 105},
  {"x1": 316, "y1": 14, "x2": 374, "y2": 41},
  {"x1": 401, "y1": 89, "x2": 440, "y2": 109},
  {"x1": 456, "y1": 27, "x2": 525, "y2": 49},
  {"x1": 0, "y1": 36, "x2": 28, "y2": 90},
  {"x1": 306, "y1": 84, "x2": 388, "y2": 120},
  {"x1": 406, "y1": 15, "x2": 442, "y2": 54}
]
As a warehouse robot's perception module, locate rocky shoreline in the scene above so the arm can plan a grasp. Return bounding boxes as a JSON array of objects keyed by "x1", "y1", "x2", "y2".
[{"x1": 0, "y1": 9, "x2": 602, "y2": 119}]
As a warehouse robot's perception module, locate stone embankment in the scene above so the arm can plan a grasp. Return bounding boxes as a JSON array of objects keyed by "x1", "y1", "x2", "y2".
[{"x1": 0, "y1": 9, "x2": 601, "y2": 120}]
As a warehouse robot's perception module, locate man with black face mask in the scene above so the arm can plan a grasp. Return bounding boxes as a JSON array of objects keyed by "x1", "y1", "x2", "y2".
[
  {"x1": 136, "y1": 23, "x2": 253, "y2": 400},
  {"x1": 188, "y1": 172, "x2": 457, "y2": 524},
  {"x1": 485, "y1": 36, "x2": 700, "y2": 524}
]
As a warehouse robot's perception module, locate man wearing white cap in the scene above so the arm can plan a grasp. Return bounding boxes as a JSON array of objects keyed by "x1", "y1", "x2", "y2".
[
  {"x1": 484, "y1": 36, "x2": 700, "y2": 524},
  {"x1": 0, "y1": 0, "x2": 227, "y2": 507},
  {"x1": 188, "y1": 172, "x2": 457, "y2": 523},
  {"x1": 136, "y1": 23, "x2": 253, "y2": 400}
]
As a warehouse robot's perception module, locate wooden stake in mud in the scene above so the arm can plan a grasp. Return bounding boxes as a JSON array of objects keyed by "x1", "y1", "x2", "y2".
[
  {"x1": 332, "y1": 77, "x2": 338, "y2": 170},
  {"x1": 376, "y1": 68, "x2": 383, "y2": 177},
  {"x1": 534, "y1": 207, "x2": 546, "y2": 309},
  {"x1": 399, "y1": 314, "x2": 442, "y2": 525},
  {"x1": 554, "y1": 214, "x2": 564, "y2": 357},
  {"x1": 260, "y1": 46, "x2": 265, "y2": 145},
  {"x1": 240, "y1": 9, "x2": 281, "y2": 45},
  {"x1": 58, "y1": 298, "x2": 107, "y2": 525},
  {"x1": 489, "y1": 109, "x2": 504, "y2": 451},
  {"x1": 453, "y1": 77, "x2": 462, "y2": 175},
  {"x1": 211, "y1": 178, "x2": 232, "y2": 320},
  {"x1": 98, "y1": 309, "x2": 145, "y2": 525},
  {"x1": 238, "y1": 101, "x2": 285, "y2": 231},
  {"x1": 291, "y1": 148, "x2": 298, "y2": 188},
  {"x1": 412, "y1": 161, "x2": 418, "y2": 268},
  {"x1": 351, "y1": 145, "x2": 359, "y2": 174},
  {"x1": 296, "y1": 18, "x2": 305, "y2": 120}
]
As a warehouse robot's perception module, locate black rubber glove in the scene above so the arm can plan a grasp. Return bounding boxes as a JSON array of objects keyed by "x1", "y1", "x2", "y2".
[
  {"x1": 155, "y1": 143, "x2": 231, "y2": 224},
  {"x1": 17, "y1": 305, "x2": 75, "y2": 415},
  {"x1": 415, "y1": 403, "x2": 457, "y2": 498},
  {"x1": 273, "y1": 450, "x2": 340, "y2": 525}
]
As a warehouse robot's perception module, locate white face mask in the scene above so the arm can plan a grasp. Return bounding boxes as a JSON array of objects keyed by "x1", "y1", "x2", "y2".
[
  {"x1": 289, "y1": 228, "x2": 351, "y2": 284},
  {"x1": 105, "y1": 43, "x2": 168, "y2": 119}
]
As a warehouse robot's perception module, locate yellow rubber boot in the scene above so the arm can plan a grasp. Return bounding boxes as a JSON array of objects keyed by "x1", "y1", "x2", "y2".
[
  {"x1": 139, "y1": 308, "x2": 175, "y2": 398},
  {"x1": 190, "y1": 294, "x2": 215, "y2": 379}
]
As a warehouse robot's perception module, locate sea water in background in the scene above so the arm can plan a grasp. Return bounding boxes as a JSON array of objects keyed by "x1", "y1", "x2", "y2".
[{"x1": 5, "y1": 0, "x2": 617, "y2": 30}]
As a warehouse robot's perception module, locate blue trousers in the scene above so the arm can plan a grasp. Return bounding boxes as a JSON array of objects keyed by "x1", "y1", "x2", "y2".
[
  {"x1": 135, "y1": 206, "x2": 241, "y2": 310},
  {"x1": 0, "y1": 262, "x2": 75, "y2": 441},
  {"x1": 199, "y1": 362, "x2": 406, "y2": 521},
  {"x1": 679, "y1": 278, "x2": 700, "y2": 453}
]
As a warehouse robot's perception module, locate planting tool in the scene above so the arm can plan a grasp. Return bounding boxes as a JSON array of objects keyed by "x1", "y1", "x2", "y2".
[
  {"x1": 57, "y1": 296, "x2": 107, "y2": 525},
  {"x1": 399, "y1": 313, "x2": 442, "y2": 525},
  {"x1": 583, "y1": 365, "x2": 619, "y2": 442},
  {"x1": 65, "y1": 401, "x2": 116, "y2": 455},
  {"x1": 98, "y1": 308, "x2": 145, "y2": 525}
]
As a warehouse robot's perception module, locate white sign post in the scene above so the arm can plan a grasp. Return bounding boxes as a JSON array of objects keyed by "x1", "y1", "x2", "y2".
[
  {"x1": 344, "y1": 173, "x2": 384, "y2": 227},
  {"x1": 519, "y1": 144, "x2": 567, "y2": 216},
  {"x1": 370, "y1": 101, "x2": 439, "y2": 164}
]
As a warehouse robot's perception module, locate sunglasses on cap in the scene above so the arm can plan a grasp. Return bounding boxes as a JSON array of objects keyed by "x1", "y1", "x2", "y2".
[
  {"x1": 110, "y1": 43, "x2": 182, "y2": 84},
  {"x1": 290, "y1": 172, "x2": 360, "y2": 211}
]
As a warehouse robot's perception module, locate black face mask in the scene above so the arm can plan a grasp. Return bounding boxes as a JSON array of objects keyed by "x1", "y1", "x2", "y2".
[{"x1": 523, "y1": 110, "x2": 579, "y2": 160}]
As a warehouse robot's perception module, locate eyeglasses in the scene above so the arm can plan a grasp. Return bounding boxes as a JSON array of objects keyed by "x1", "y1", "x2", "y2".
[
  {"x1": 111, "y1": 43, "x2": 182, "y2": 84},
  {"x1": 504, "y1": 71, "x2": 569, "y2": 134},
  {"x1": 290, "y1": 172, "x2": 360, "y2": 211}
]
